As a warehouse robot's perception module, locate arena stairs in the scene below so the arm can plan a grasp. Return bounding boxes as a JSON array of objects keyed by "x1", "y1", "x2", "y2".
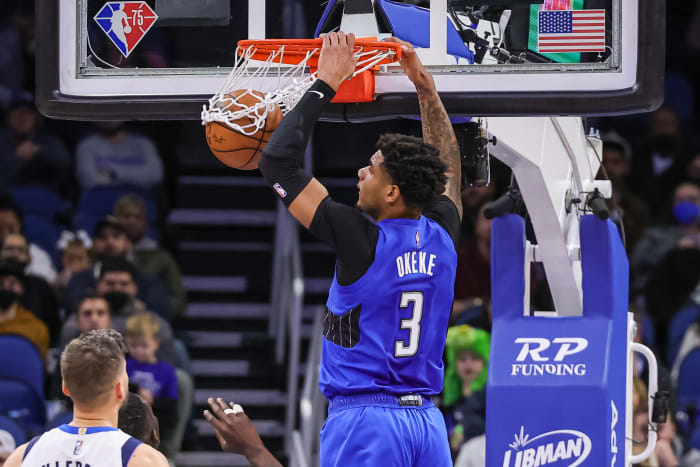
[{"x1": 167, "y1": 122, "x2": 357, "y2": 466}]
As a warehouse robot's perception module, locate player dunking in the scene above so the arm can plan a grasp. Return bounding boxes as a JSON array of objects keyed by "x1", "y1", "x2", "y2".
[
  {"x1": 3, "y1": 330, "x2": 168, "y2": 467},
  {"x1": 258, "y1": 33, "x2": 462, "y2": 466}
]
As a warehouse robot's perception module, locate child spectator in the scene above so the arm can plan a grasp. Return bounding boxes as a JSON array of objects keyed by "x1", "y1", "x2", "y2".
[
  {"x1": 125, "y1": 312, "x2": 178, "y2": 456},
  {"x1": 441, "y1": 325, "x2": 490, "y2": 458},
  {"x1": 55, "y1": 231, "x2": 91, "y2": 291},
  {"x1": 0, "y1": 259, "x2": 48, "y2": 359}
]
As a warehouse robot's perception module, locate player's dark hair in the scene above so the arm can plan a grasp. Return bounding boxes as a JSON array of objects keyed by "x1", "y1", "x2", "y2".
[
  {"x1": 377, "y1": 134, "x2": 447, "y2": 210},
  {"x1": 99, "y1": 256, "x2": 137, "y2": 281},
  {"x1": 119, "y1": 392, "x2": 160, "y2": 448},
  {"x1": 77, "y1": 291, "x2": 111, "y2": 315}
]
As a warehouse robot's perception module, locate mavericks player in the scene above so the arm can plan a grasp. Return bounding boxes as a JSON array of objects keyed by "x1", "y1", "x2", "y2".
[
  {"x1": 4, "y1": 330, "x2": 167, "y2": 467},
  {"x1": 258, "y1": 33, "x2": 462, "y2": 466}
]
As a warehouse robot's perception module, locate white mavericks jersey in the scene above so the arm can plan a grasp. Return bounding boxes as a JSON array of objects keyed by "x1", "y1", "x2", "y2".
[{"x1": 21, "y1": 424, "x2": 142, "y2": 467}]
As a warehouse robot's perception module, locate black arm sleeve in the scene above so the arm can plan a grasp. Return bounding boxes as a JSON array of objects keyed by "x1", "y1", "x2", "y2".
[
  {"x1": 258, "y1": 80, "x2": 336, "y2": 206},
  {"x1": 309, "y1": 197, "x2": 379, "y2": 286},
  {"x1": 423, "y1": 195, "x2": 461, "y2": 249}
]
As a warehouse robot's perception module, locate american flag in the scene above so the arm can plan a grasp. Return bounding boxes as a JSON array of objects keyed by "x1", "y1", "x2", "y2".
[{"x1": 538, "y1": 10, "x2": 606, "y2": 53}]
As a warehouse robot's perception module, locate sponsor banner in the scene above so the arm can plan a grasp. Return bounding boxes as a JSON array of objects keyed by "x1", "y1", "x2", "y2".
[{"x1": 502, "y1": 426, "x2": 592, "y2": 467}]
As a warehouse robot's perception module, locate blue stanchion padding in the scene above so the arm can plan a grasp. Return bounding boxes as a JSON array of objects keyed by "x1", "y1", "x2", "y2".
[
  {"x1": 486, "y1": 215, "x2": 628, "y2": 467},
  {"x1": 490, "y1": 214, "x2": 526, "y2": 321}
]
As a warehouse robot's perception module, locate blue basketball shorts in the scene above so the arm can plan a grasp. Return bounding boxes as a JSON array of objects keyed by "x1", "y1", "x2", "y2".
[{"x1": 320, "y1": 393, "x2": 451, "y2": 467}]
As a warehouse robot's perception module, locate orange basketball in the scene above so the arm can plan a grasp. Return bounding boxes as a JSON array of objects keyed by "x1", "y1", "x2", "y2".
[{"x1": 205, "y1": 90, "x2": 283, "y2": 170}]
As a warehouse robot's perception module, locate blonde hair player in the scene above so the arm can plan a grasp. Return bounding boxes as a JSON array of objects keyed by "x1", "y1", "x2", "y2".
[{"x1": 3, "y1": 330, "x2": 168, "y2": 467}]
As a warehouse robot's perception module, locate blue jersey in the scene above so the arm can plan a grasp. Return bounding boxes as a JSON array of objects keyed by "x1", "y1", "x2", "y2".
[{"x1": 319, "y1": 215, "x2": 457, "y2": 398}]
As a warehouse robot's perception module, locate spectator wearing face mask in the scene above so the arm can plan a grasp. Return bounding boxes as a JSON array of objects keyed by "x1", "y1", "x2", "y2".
[
  {"x1": 629, "y1": 107, "x2": 695, "y2": 216},
  {"x1": 0, "y1": 260, "x2": 48, "y2": 360},
  {"x1": 0, "y1": 232, "x2": 59, "y2": 344},
  {"x1": 63, "y1": 216, "x2": 172, "y2": 320},
  {"x1": 62, "y1": 258, "x2": 181, "y2": 369},
  {"x1": 631, "y1": 182, "x2": 700, "y2": 295}
]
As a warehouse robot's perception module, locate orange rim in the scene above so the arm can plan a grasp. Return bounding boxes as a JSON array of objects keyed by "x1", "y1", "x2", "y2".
[{"x1": 236, "y1": 38, "x2": 402, "y2": 67}]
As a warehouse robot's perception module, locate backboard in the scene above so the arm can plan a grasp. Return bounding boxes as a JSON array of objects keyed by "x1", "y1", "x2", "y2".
[{"x1": 37, "y1": 0, "x2": 665, "y2": 120}]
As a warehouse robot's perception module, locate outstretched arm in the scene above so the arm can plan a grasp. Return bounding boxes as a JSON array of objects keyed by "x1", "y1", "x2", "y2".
[
  {"x1": 204, "y1": 397, "x2": 282, "y2": 467},
  {"x1": 258, "y1": 32, "x2": 357, "y2": 228},
  {"x1": 385, "y1": 37, "x2": 463, "y2": 220}
]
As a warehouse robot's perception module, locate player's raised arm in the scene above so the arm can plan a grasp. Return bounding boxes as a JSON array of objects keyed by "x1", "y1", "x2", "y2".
[
  {"x1": 385, "y1": 37, "x2": 463, "y2": 220},
  {"x1": 258, "y1": 32, "x2": 357, "y2": 228}
]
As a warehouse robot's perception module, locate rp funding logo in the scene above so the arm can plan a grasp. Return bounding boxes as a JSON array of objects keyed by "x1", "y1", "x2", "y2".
[
  {"x1": 511, "y1": 337, "x2": 588, "y2": 377},
  {"x1": 502, "y1": 426, "x2": 592, "y2": 467}
]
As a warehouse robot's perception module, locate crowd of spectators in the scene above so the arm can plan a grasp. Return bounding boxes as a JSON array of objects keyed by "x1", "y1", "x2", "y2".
[
  {"x1": 0, "y1": 192, "x2": 189, "y2": 463},
  {"x1": 0, "y1": 2, "x2": 189, "y2": 464}
]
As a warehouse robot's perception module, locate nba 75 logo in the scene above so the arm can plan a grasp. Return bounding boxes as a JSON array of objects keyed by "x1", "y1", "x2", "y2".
[{"x1": 94, "y1": 2, "x2": 158, "y2": 57}]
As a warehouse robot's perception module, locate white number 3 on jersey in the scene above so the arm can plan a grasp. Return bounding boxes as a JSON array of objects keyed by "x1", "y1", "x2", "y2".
[{"x1": 394, "y1": 291, "x2": 424, "y2": 358}]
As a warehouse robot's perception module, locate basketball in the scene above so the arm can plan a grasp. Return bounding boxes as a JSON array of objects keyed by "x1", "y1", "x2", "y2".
[{"x1": 205, "y1": 90, "x2": 283, "y2": 170}]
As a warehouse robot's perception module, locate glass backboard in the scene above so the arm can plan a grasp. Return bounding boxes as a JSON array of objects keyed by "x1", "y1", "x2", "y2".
[{"x1": 36, "y1": 0, "x2": 665, "y2": 120}]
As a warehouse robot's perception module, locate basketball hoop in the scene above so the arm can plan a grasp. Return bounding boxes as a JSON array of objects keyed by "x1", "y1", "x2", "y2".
[{"x1": 201, "y1": 38, "x2": 402, "y2": 136}]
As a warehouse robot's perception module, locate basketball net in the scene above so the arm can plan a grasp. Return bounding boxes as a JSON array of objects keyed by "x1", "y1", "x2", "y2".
[{"x1": 201, "y1": 40, "x2": 400, "y2": 136}]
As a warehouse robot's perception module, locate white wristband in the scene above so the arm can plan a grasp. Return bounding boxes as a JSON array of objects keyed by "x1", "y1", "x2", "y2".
[{"x1": 224, "y1": 404, "x2": 244, "y2": 415}]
